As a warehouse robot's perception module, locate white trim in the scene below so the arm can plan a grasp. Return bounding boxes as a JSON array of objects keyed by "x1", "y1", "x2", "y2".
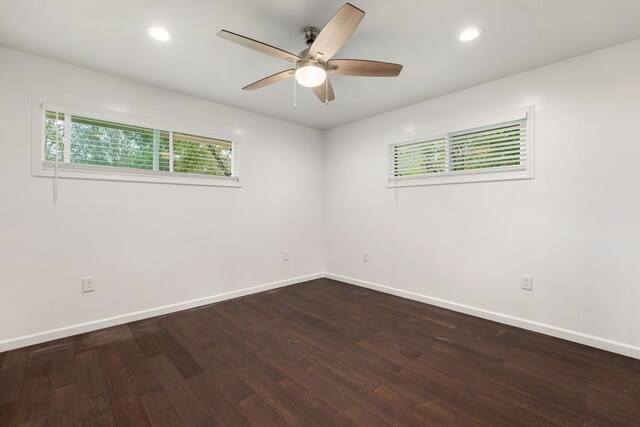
[
  {"x1": 325, "y1": 273, "x2": 640, "y2": 360},
  {"x1": 0, "y1": 272, "x2": 324, "y2": 352},
  {"x1": 389, "y1": 105, "x2": 535, "y2": 187},
  {"x1": 32, "y1": 97, "x2": 44, "y2": 176},
  {"x1": 37, "y1": 161, "x2": 241, "y2": 188},
  {"x1": 4, "y1": 272, "x2": 638, "y2": 359},
  {"x1": 31, "y1": 97, "x2": 241, "y2": 188},
  {"x1": 386, "y1": 168, "x2": 531, "y2": 188}
]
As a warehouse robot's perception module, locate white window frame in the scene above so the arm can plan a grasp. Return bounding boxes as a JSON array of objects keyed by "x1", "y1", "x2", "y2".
[
  {"x1": 388, "y1": 106, "x2": 535, "y2": 187},
  {"x1": 31, "y1": 98, "x2": 241, "y2": 188}
]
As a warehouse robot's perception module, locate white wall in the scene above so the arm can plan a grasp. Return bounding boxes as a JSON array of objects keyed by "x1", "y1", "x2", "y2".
[
  {"x1": 2, "y1": 39, "x2": 640, "y2": 358},
  {"x1": 0, "y1": 48, "x2": 324, "y2": 350},
  {"x1": 323, "y1": 40, "x2": 640, "y2": 357}
]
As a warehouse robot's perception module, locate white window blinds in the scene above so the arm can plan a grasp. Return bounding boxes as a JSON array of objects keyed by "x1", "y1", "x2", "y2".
[
  {"x1": 172, "y1": 132, "x2": 233, "y2": 177},
  {"x1": 43, "y1": 109, "x2": 238, "y2": 182},
  {"x1": 389, "y1": 108, "x2": 533, "y2": 186},
  {"x1": 448, "y1": 121, "x2": 526, "y2": 172}
]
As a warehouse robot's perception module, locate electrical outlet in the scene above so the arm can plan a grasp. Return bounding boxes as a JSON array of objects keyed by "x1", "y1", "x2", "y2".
[
  {"x1": 362, "y1": 251, "x2": 369, "y2": 262},
  {"x1": 283, "y1": 250, "x2": 289, "y2": 261},
  {"x1": 521, "y1": 274, "x2": 533, "y2": 291},
  {"x1": 83, "y1": 276, "x2": 96, "y2": 293}
]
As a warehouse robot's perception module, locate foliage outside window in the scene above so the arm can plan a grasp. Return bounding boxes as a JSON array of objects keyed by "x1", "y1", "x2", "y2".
[
  {"x1": 389, "y1": 110, "x2": 532, "y2": 186},
  {"x1": 44, "y1": 110, "x2": 235, "y2": 179}
]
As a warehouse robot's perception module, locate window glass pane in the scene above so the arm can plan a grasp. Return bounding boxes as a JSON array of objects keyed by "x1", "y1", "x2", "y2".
[
  {"x1": 70, "y1": 116, "x2": 170, "y2": 171},
  {"x1": 44, "y1": 111, "x2": 65, "y2": 161},
  {"x1": 392, "y1": 120, "x2": 525, "y2": 178},
  {"x1": 449, "y1": 124, "x2": 522, "y2": 172},
  {"x1": 394, "y1": 138, "x2": 446, "y2": 176},
  {"x1": 172, "y1": 132, "x2": 232, "y2": 177},
  {"x1": 42, "y1": 109, "x2": 237, "y2": 182}
]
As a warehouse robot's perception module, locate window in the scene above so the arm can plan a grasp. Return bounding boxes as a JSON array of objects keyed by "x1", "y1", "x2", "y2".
[
  {"x1": 34, "y1": 103, "x2": 239, "y2": 187},
  {"x1": 389, "y1": 106, "x2": 534, "y2": 186}
]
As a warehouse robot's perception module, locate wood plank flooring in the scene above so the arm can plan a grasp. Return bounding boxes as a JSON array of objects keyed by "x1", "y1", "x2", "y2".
[{"x1": 1, "y1": 278, "x2": 640, "y2": 426}]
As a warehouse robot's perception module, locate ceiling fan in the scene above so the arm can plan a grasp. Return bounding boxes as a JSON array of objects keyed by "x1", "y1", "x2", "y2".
[{"x1": 217, "y1": 3, "x2": 403, "y2": 104}]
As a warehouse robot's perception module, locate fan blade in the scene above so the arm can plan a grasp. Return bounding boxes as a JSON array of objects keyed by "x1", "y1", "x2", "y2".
[
  {"x1": 242, "y1": 69, "x2": 295, "y2": 91},
  {"x1": 327, "y1": 59, "x2": 403, "y2": 77},
  {"x1": 309, "y1": 3, "x2": 365, "y2": 61},
  {"x1": 312, "y1": 78, "x2": 335, "y2": 104},
  {"x1": 217, "y1": 30, "x2": 301, "y2": 63}
]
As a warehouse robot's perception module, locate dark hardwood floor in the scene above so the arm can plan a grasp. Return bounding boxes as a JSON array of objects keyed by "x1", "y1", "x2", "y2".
[{"x1": 1, "y1": 278, "x2": 639, "y2": 426}]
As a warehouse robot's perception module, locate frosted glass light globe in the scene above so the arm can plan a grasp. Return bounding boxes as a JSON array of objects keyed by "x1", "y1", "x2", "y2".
[{"x1": 295, "y1": 65, "x2": 327, "y2": 87}]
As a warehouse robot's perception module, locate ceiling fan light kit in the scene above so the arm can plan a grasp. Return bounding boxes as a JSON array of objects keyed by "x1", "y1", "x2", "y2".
[
  {"x1": 217, "y1": 3, "x2": 403, "y2": 105},
  {"x1": 295, "y1": 64, "x2": 326, "y2": 88}
]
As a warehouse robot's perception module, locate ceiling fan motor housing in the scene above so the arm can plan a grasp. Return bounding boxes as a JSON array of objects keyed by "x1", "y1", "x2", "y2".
[{"x1": 296, "y1": 47, "x2": 328, "y2": 77}]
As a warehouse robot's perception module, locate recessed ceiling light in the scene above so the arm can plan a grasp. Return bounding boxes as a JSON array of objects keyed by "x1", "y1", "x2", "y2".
[
  {"x1": 146, "y1": 26, "x2": 173, "y2": 42},
  {"x1": 459, "y1": 27, "x2": 481, "y2": 42}
]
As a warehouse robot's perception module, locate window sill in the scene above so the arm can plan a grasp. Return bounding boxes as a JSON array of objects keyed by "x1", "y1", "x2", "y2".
[
  {"x1": 33, "y1": 162, "x2": 241, "y2": 188},
  {"x1": 387, "y1": 169, "x2": 533, "y2": 188}
]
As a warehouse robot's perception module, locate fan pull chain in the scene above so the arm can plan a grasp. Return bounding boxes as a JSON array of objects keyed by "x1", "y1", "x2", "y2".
[
  {"x1": 325, "y1": 79, "x2": 328, "y2": 105},
  {"x1": 293, "y1": 76, "x2": 297, "y2": 109}
]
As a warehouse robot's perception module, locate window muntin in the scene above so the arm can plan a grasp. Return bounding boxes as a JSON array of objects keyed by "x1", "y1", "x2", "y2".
[
  {"x1": 42, "y1": 109, "x2": 238, "y2": 183},
  {"x1": 390, "y1": 109, "x2": 532, "y2": 186}
]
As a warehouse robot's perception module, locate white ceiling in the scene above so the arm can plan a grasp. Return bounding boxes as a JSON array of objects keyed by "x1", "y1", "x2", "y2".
[{"x1": 2, "y1": 0, "x2": 640, "y2": 129}]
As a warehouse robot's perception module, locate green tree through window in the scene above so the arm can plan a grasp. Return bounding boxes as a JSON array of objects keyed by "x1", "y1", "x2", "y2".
[
  {"x1": 173, "y1": 133, "x2": 232, "y2": 176},
  {"x1": 391, "y1": 120, "x2": 525, "y2": 179},
  {"x1": 44, "y1": 110, "x2": 234, "y2": 178}
]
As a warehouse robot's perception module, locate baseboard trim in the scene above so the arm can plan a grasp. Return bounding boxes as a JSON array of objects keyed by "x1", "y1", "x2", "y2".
[
  {"x1": 325, "y1": 273, "x2": 640, "y2": 360},
  {"x1": 5, "y1": 272, "x2": 638, "y2": 359},
  {"x1": 0, "y1": 272, "x2": 324, "y2": 353}
]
